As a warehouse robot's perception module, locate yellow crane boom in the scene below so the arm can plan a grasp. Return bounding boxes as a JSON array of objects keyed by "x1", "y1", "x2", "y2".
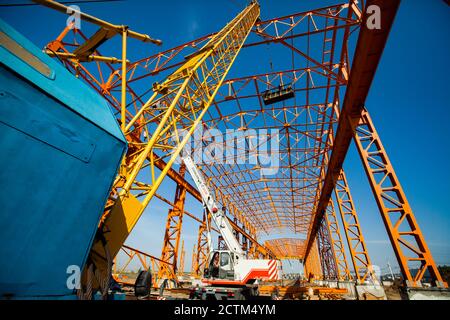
[{"x1": 81, "y1": 1, "x2": 261, "y2": 297}]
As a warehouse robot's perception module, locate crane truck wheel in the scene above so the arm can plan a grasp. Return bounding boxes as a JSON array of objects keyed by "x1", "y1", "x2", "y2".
[
  {"x1": 243, "y1": 286, "x2": 259, "y2": 300},
  {"x1": 134, "y1": 269, "x2": 152, "y2": 298}
]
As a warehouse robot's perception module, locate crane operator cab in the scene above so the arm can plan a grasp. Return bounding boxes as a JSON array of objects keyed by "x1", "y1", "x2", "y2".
[{"x1": 204, "y1": 250, "x2": 236, "y2": 280}]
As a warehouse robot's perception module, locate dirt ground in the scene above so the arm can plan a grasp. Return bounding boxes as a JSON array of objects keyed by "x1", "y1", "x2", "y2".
[{"x1": 384, "y1": 285, "x2": 402, "y2": 300}]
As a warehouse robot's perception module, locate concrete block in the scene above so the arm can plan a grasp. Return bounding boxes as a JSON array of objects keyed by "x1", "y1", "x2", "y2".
[{"x1": 355, "y1": 284, "x2": 387, "y2": 300}]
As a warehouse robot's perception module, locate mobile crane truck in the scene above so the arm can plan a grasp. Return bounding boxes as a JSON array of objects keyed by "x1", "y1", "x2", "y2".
[{"x1": 182, "y1": 156, "x2": 281, "y2": 300}]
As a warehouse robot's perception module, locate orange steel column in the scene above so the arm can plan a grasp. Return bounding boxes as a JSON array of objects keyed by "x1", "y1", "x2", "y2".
[
  {"x1": 351, "y1": 107, "x2": 447, "y2": 288},
  {"x1": 157, "y1": 164, "x2": 187, "y2": 283},
  {"x1": 317, "y1": 217, "x2": 338, "y2": 280},
  {"x1": 325, "y1": 199, "x2": 352, "y2": 280},
  {"x1": 191, "y1": 245, "x2": 197, "y2": 275},
  {"x1": 194, "y1": 211, "x2": 211, "y2": 276},
  {"x1": 304, "y1": 238, "x2": 322, "y2": 281},
  {"x1": 334, "y1": 169, "x2": 377, "y2": 284},
  {"x1": 178, "y1": 240, "x2": 185, "y2": 275}
]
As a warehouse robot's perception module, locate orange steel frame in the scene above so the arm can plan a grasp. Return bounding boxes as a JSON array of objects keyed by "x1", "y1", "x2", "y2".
[
  {"x1": 194, "y1": 211, "x2": 211, "y2": 276},
  {"x1": 351, "y1": 108, "x2": 447, "y2": 288},
  {"x1": 115, "y1": 245, "x2": 170, "y2": 288},
  {"x1": 334, "y1": 170, "x2": 376, "y2": 283},
  {"x1": 304, "y1": 240, "x2": 323, "y2": 281},
  {"x1": 157, "y1": 164, "x2": 187, "y2": 284},
  {"x1": 264, "y1": 238, "x2": 306, "y2": 260},
  {"x1": 325, "y1": 199, "x2": 352, "y2": 280},
  {"x1": 41, "y1": 0, "x2": 447, "y2": 290},
  {"x1": 317, "y1": 216, "x2": 338, "y2": 280}
]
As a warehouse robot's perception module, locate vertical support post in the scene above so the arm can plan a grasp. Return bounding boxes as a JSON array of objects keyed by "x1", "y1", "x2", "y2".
[
  {"x1": 157, "y1": 165, "x2": 187, "y2": 284},
  {"x1": 191, "y1": 245, "x2": 197, "y2": 275},
  {"x1": 178, "y1": 240, "x2": 185, "y2": 275},
  {"x1": 334, "y1": 168, "x2": 377, "y2": 284},
  {"x1": 304, "y1": 238, "x2": 322, "y2": 281},
  {"x1": 325, "y1": 198, "x2": 352, "y2": 280},
  {"x1": 120, "y1": 27, "x2": 128, "y2": 131},
  {"x1": 195, "y1": 211, "x2": 211, "y2": 276},
  {"x1": 351, "y1": 107, "x2": 447, "y2": 288},
  {"x1": 317, "y1": 216, "x2": 338, "y2": 280}
]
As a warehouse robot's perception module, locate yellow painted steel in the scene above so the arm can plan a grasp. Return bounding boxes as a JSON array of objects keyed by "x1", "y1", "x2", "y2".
[
  {"x1": 121, "y1": 28, "x2": 127, "y2": 131},
  {"x1": 103, "y1": 194, "x2": 143, "y2": 255},
  {"x1": 32, "y1": 0, "x2": 162, "y2": 45},
  {"x1": 44, "y1": 50, "x2": 127, "y2": 63},
  {"x1": 87, "y1": 1, "x2": 261, "y2": 285}
]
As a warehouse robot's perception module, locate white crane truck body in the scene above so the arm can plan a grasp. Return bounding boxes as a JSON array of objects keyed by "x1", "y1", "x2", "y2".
[{"x1": 182, "y1": 156, "x2": 281, "y2": 299}]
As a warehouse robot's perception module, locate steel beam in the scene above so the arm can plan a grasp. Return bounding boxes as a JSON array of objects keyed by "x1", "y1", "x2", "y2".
[
  {"x1": 325, "y1": 199, "x2": 351, "y2": 280},
  {"x1": 305, "y1": 0, "x2": 401, "y2": 259},
  {"x1": 33, "y1": 0, "x2": 162, "y2": 44},
  {"x1": 194, "y1": 211, "x2": 211, "y2": 275},
  {"x1": 352, "y1": 108, "x2": 448, "y2": 288},
  {"x1": 317, "y1": 217, "x2": 338, "y2": 280},
  {"x1": 157, "y1": 164, "x2": 187, "y2": 284},
  {"x1": 334, "y1": 169, "x2": 376, "y2": 283}
]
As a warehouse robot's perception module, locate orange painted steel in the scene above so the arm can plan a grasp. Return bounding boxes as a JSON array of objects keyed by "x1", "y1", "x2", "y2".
[
  {"x1": 115, "y1": 245, "x2": 170, "y2": 288},
  {"x1": 325, "y1": 199, "x2": 351, "y2": 280},
  {"x1": 304, "y1": 239, "x2": 322, "y2": 281},
  {"x1": 264, "y1": 238, "x2": 306, "y2": 260},
  {"x1": 194, "y1": 211, "x2": 211, "y2": 276},
  {"x1": 317, "y1": 216, "x2": 338, "y2": 280},
  {"x1": 191, "y1": 245, "x2": 198, "y2": 275},
  {"x1": 40, "y1": 0, "x2": 447, "y2": 291},
  {"x1": 334, "y1": 169, "x2": 376, "y2": 283},
  {"x1": 178, "y1": 240, "x2": 185, "y2": 275},
  {"x1": 157, "y1": 164, "x2": 187, "y2": 283},
  {"x1": 351, "y1": 108, "x2": 448, "y2": 288},
  {"x1": 305, "y1": 0, "x2": 400, "y2": 265}
]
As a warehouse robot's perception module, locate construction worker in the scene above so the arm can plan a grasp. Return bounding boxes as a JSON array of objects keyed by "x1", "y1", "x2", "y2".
[{"x1": 211, "y1": 252, "x2": 220, "y2": 278}]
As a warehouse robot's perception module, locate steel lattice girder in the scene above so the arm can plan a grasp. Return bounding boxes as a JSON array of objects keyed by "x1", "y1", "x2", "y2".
[
  {"x1": 304, "y1": 238, "x2": 322, "y2": 280},
  {"x1": 264, "y1": 238, "x2": 306, "y2": 260},
  {"x1": 325, "y1": 198, "x2": 351, "y2": 280},
  {"x1": 318, "y1": 216, "x2": 338, "y2": 280},
  {"x1": 157, "y1": 164, "x2": 187, "y2": 283},
  {"x1": 43, "y1": 1, "x2": 360, "y2": 241},
  {"x1": 334, "y1": 169, "x2": 376, "y2": 283},
  {"x1": 351, "y1": 108, "x2": 447, "y2": 288},
  {"x1": 305, "y1": 0, "x2": 400, "y2": 257},
  {"x1": 40, "y1": 0, "x2": 447, "y2": 289},
  {"x1": 88, "y1": 2, "x2": 261, "y2": 277}
]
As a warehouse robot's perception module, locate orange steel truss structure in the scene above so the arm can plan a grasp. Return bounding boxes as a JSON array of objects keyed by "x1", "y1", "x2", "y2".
[
  {"x1": 304, "y1": 239, "x2": 323, "y2": 281},
  {"x1": 114, "y1": 245, "x2": 169, "y2": 288},
  {"x1": 325, "y1": 199, "x2": 351, "y2": 280},
  {"x1": 40, "y1": 0, "x2": 447, "y2": 291},
  {"x1": 157, "y1": 164, "x2": 187, "y2": 284},
  {"x1": 317, "y1": 217, "x2": 339, "y2": 280},
  {"x1": 264, "y1": 238, "x2": 306, "y2": 260}
]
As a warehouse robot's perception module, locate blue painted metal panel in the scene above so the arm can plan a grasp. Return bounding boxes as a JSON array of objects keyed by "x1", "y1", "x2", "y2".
[
  {"x1": 0, "y1": 19, "x2": 124, "y2": 142},
  {"x1": 0, "y1": 20, "x2": 127, "y2": 298}
]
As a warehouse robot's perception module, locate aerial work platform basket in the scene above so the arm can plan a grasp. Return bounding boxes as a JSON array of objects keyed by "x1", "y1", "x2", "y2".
[{"x1": 262, "y1": 84, "x2": 295, "y2": 105}]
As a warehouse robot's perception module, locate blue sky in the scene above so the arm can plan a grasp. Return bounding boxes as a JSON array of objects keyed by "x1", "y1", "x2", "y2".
[{"x1": 1, "y1": 0, "x2": 449, "y2": 276}]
